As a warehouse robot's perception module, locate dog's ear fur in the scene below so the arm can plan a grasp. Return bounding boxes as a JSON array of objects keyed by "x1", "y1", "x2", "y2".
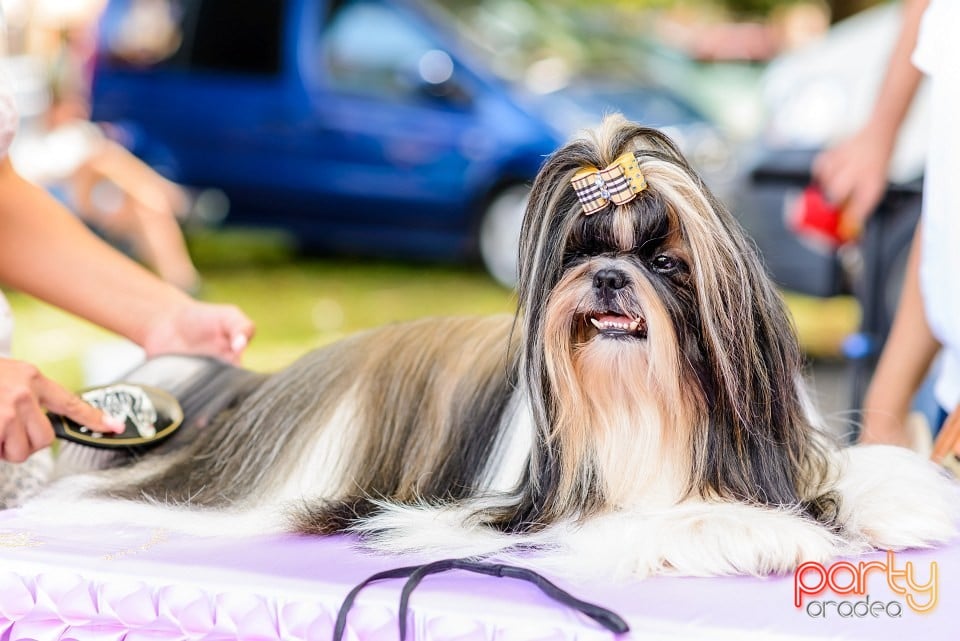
[
  {"x1": 681, "y1": 205, "x2": 835, "y2": 514},
  {"x1": 635, "y1": 130, "x2": 836, "y2": 518}
]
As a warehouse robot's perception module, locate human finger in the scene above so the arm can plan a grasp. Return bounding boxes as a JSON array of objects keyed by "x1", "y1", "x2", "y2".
[
  {"x1": 814, "y1": 156, "x2": 854, "y2": 206},
  {"x1": 0, "y1": 412, "x2": 30, "y2": 462},
  {"x1": 16, "y1": 392, "x2": 55, "y2": 453},
  {"x1": 844, "y1": 178, "x2": 886, "y2": 232},
  {"x1": 35, "y1": 378, "x2": 125, "y2": 434},
  {"x1": 220, "y1": 307, "x2": 255, "y2": 363},
  {"x1": 811, "y1": 147, "x2": 838, "y2": 184}
]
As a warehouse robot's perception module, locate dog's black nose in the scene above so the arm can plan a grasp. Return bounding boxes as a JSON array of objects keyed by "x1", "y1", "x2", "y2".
[{"x1": 593, "y1": 269, "x2": 627, "y2": 291}]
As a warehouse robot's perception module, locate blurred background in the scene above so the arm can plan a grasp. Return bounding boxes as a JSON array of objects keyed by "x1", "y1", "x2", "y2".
[{"x1": 1, "y1": 0, "x2": 921, "y2": 436}]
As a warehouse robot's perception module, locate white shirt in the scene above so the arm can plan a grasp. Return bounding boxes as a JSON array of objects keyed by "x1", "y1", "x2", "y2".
[{"x1": 912, "y1": 0, "x2": 960, "y2": 409}]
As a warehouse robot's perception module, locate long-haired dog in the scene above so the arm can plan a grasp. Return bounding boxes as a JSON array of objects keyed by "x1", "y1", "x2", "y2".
[{"x1": 23, "y1": 116, "x2": 958, "y2": 579}]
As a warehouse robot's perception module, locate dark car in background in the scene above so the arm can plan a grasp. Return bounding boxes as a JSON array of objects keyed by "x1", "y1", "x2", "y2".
[{"x1": 91, "y1": 0, "x2": 734, "y2": 286}]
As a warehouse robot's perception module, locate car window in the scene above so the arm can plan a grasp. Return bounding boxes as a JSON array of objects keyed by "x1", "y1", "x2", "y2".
[
  {"x1": 322, "y1": 0, "x2": 448, "y2": 101},
  {"x1": 99, "y1": 0, "x2": 285, "y2": 76},
  {"x1": 98, "y1": 0, "x2": 185, "y2": 67},
  {"x1": 186, "y1": 0, "x2": 285, "y2": 74}
]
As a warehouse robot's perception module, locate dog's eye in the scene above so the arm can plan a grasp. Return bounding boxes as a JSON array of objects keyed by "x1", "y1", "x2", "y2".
[{"x1": 651, "y1": 254, "x2": 680, "y2": 272}]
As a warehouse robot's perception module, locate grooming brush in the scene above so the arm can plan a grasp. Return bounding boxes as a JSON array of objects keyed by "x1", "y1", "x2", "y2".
[
  {"x1": 932, "y1": 409, "x2": 960, "y2": 478},
  {"x1": 49, "y1": 383, "x2": 184, "y2": 449}
]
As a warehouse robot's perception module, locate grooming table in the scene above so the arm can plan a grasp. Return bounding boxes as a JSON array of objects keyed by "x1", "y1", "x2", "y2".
[{"x1": 0, "y1": 509, "x2": 956, "y2": 640}]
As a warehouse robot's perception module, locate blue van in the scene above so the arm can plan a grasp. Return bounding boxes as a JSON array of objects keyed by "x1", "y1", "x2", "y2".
[{"x1": 92, "y1": 0, "x2": 730, "y2": 285}]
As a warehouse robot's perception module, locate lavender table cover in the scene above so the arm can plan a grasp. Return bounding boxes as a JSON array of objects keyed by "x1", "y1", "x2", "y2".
[{"x1": 0, "y1": 508, "x2": 956, "y2": 641}]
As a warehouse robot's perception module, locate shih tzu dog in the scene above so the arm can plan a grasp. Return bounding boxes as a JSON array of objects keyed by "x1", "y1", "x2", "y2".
[{"x1": 23, "y1": 115, "x2": 958, "y2": 579}]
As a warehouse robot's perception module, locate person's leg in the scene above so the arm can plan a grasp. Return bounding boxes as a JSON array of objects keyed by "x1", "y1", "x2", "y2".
[
  {"x1": 69, "y1": 159, "x2": 200, "y2": 293},
  {"x1": 931, "y1": 405, "x2": 949, "y2": 436},
  {"x1": 125, "y1": 198, "x2": 200, "y2": 293},
  {"x1": 87, "y1": 139, "x2": 191, "y2": 219}
]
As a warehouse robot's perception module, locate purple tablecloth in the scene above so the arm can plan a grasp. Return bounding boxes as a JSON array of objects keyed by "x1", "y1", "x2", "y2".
[{"x1": 0, "y1": 508, "x2": 956, "y2": 640}]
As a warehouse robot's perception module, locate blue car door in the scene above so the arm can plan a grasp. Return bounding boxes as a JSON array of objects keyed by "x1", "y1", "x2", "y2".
[{"x1": 281, "y1": 0, "x2": 484, "y2": 248}]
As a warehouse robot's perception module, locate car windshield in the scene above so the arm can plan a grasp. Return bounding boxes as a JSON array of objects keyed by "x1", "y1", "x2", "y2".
[
  {"x1": 430, "y1": 0, "x2": 654, "y2": 91},
  {"x1": 424, "y1": 0, "x2": 712, "y2": 131}
]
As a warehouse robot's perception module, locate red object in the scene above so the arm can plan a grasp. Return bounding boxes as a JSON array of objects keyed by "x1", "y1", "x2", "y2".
[{"x1": 788, "y1": 185, "x2": 856, "y2": 248}]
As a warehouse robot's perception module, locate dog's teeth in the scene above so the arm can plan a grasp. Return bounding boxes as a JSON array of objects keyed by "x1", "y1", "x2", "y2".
[{"x1": 591, "y1": 317, "x2": 645, "y2": 332}]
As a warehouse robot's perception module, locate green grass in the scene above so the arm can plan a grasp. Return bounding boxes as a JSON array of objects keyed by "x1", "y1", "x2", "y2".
[
  {"x1": 7, "y1": 228, "x2": 858, "y2": 391},
  {"x1": 9, "y1": 229, "x2": 514, "y2": 388}
]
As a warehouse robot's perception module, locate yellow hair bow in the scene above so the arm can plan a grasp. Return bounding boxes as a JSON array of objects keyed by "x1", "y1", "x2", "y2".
[{"x1": 570, "y1": 152, "x2": 647, "y2": 215}]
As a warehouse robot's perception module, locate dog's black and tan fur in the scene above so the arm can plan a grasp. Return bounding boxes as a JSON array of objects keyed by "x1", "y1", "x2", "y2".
[{"x1": 32, "y1": 116, "x2": 957, "y2": 578}]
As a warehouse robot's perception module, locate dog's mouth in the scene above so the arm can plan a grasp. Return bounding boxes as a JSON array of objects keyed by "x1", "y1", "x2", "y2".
[{"x1": 580, "y1": 312, "x2": 648, "y2": 340}]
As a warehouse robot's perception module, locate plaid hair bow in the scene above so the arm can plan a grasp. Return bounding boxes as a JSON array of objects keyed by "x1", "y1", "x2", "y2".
[{"x1": 570, "y1": 152, "x2": 647, "y2": 215}]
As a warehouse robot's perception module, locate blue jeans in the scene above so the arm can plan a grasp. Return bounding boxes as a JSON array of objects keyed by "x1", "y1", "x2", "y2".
[{"x1": 932, "y1": 406, "x2": 949, "y2": 436}]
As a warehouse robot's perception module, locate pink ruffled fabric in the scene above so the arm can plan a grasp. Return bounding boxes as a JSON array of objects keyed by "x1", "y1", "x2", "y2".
[
  {"x1": 0, "y1": 570, "x2": 590, "y2": 641},
  {"x1": 2, "y1": 571, "x2": 309, "y2": 640},
  {"x1": 0, "y1": 508, "x2": 957, "y2": 640},
  {"x1": 0, "y1": 515, "x2": 605, "y2": 641}
]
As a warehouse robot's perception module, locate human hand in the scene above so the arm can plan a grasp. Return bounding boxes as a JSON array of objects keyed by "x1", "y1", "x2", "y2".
[
  {"x1": 139, "y1": 299, "x2": 255, "y2": 365},
  {"x1": 0, "y1": 359, "x2": 125, "y2": 462},
  {"x1": 812, "y1": 126, "x2": 895, "y2": 235}
]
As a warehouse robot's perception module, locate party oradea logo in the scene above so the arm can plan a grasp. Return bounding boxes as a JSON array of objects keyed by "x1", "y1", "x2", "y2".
[{"x1": 794, "y1": 551, "x2": 938, "y2": 618}]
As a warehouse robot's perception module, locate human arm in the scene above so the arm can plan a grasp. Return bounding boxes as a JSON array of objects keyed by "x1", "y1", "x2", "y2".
[
  {"x1": 859, "y1": 223, "x2": 940, "y2": 446},
  {"x1": 0, "y1": 156, "x2": 253, "y2": 461},
  {"x1": 0, "y1": 157, "x2": 253, "y2": 360},
  {"x1": 812, "y1": 0, "x2": 929, "y2": 230}
]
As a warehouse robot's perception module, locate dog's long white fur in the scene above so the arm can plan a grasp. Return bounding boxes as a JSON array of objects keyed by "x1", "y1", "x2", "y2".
[
  {"x1": 20, "y1": 397, "x2": 959, "y2": 580},
  {"x1": 348, "y1": 444, "x2": 959, "y2": 580}
]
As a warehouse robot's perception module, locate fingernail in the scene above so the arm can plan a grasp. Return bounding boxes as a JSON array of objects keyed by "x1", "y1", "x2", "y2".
[
  {"x1": 231, "y1": 333, "x2": 248, "y2": 353},
  {"x1": 104, "y1": 414, "x2": 126, "y2": 433}
]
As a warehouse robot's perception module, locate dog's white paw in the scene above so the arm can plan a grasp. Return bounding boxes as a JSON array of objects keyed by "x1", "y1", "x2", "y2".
[
  {"x1": 835, "y1": 445, "x2": 960, "y2": 549},
  {"x1": 518, "y1": 502, "x2": 843, "y2": 582},
  {"x1": 651, "y1": 503, "x2": 845, "y2": 577}
]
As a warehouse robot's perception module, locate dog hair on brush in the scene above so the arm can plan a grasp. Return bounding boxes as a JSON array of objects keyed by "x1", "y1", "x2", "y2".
[{"x1": 24, "y1": 115, "x2": 958, "y2": 579}]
